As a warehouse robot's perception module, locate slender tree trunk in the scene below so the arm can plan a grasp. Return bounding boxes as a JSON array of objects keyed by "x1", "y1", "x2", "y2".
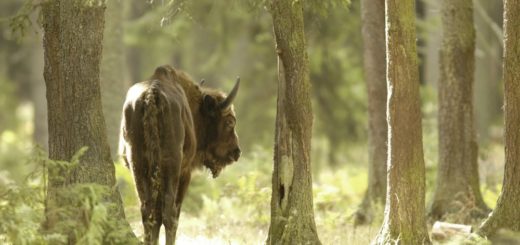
[
  {"x1": 266, "y1": 0, "x2": 321, "y2": 244},
  {"x1": 126, "y1": 0, "x2": 148, "y2": 83},
  {"x1": 430, "y1": 0, "x2": 489, "y2": 221},
  {"x1": 101, "y1": 0, "x2": 130, "y2": 159},
  {"x1": 478, "y1": 0, "x2": 520, "y2": 236},
  {"x1": 41, "y1": 0, "x2": 136, "y2": 241},
  {"x1": 373, "y1": 0, "x2": 430, "y2": 244},
  {"x1": 474, "y1": 0, "x2": 503, "y2": 142},
  {"x1": 354, "y1": 0, "x2": 387, "y2": 225},
  {"x1": 416, "y1": 0, "x2": 426, "y2": 85},
  {"x1": 30, "y1": 42, "x2": 48, "y2": 150},
  {"x1": 423, "y1": 0, "x2": 441, "y2": 86}
]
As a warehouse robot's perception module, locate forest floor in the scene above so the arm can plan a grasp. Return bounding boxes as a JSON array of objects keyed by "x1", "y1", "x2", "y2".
[
  {"x1": 121, "y1": 145, "x2": 383, "y2": 245},
  {"x1": 119, "y1": 142, "x2": 508, "y2": 245},
  {"x1": 128, "y1": 208, "x2": 380, "y2": 245},
  {"x1": 0, "y1": 122, "x2": 513, "y2": 244}
]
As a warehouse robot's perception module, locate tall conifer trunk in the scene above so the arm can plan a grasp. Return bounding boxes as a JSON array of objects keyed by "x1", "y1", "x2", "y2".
[
  {"x1": 354, "y1": 0, "x2": 387, "y2": 225},
  {"x1": 101, "y1": 0, "x2": 130, "y2": 159},
  {"x1": 266, "y1": 0, "x2": 321, "y2": 244},
  {"x1": 373, "y1": 0, "x2": 430, "y2": 244},
  {"x1": 430, "y1": 0, "x2": 489, "y2": 221},
  {"x1": 478, "y1": 0, "x2": 520, "y2": 236}
]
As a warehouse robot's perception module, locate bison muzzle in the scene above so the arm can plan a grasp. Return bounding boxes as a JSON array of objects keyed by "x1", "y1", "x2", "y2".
[{"x1": 119, "y1": 65, "x2": 241, "y2": 245}]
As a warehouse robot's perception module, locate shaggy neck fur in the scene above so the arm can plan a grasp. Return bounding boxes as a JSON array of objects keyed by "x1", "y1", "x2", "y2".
[{"x1": 172, "y1": 69, "x2": 226, "y2": 171}]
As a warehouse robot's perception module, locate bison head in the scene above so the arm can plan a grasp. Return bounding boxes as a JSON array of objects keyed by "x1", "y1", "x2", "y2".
[{"x1": 200, "y1": 78, "x2": 241, "y2": 178}]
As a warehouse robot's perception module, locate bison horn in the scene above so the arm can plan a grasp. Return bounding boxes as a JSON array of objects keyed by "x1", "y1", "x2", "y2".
[
  {"x1": 219, "y1": 77, "x2": 240, "y2": 110},
  {"x1": 200, "y1": 79, "x2": 205, "y2": 86}
]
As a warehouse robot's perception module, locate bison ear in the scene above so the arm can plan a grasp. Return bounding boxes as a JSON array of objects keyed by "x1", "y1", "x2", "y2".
[{"x1": 202, "y1": 94, "x2": 218, "y2": 117}]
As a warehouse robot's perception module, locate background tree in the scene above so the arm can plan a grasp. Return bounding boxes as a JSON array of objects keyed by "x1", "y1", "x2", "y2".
[
  {"x1": 41, "y1": 0, "x2": 136, "y2": 242},
  {"x1": 305, "y1": 1, "x2": 366, "y2": 167},
  {"x1": 430, "y1": 0, "x2": 488, "y2": 221},
  {"x1": 100, "y1": 0, "x2": 130, "y2": 158},
  {"x1": 478, "y1": 0, "x2": 520, "y2": 236},
  {"x1": 474, "y1": 0, "x2": 503, "y2": 142},
  {"x1": 373, "y1": 0, "x2": 430, "y2": 244},
  {"x1": 353, "y1": 0, "x2": 387, "y2": 225},
  {"x1": 266, "y1": 0, "x2": 321, "y2": 244}
]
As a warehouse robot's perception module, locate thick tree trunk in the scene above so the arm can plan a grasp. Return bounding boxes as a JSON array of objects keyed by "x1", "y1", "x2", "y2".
[
  {"x1": 430, "y1": 0, "x2": 489, "y2": 221},
  {"x1": 373, "y1": 0, "x2": 431, "y2": 244},
  {"x1": 478, "y1": 0, "x2": 520, "y2": 236},
  {"x1": 354, "y1": 0, "x2": 387, "y2": 225},
  {"x1": 266, "y1": 0, "x2": 321, "y2": 244},
  {"x1": 41, "y1": 0, "x2": 136, "y2": 241},
  {"x1": 101, "y1": 0, "x2": 130, "y2": 159}
]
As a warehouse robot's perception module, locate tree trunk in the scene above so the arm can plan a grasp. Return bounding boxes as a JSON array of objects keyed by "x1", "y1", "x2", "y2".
[
  {"x1": 126, "y1": 0, "x2": 149, "y2": 83},
  {"x1": 30, "y1": 42, "x2": 48, "y2": 150},
  {"x1": 354, "y1": 0, "x2": 387, "y2": 226},
  {"x1": 423, "y1": 1, "x2": 441, "y2": 86},
  {"x1": 101, "y1": 0, "x2": 130, "y2": 159},
  {"x1": 373, "y1": 0, "x2": 431, "y2": 244},
  {"x1": 41, "y1": 0, "x2": 136, "y2": 241},
  {"x1": 430, "y1": 0, "x2": 489, "y2": 221},
  {"x1": 474, "y1": 0, "x2": 503, "y2": 142},
  {"x1": 478, "y1": 0, "x2": 520, "y2": 236},
  {"x1": 266, "y1": 0, "x2": 321, "y2": 244},
  {"x1": 416, "y1": 0, "x2": 426, "y2": 85}
]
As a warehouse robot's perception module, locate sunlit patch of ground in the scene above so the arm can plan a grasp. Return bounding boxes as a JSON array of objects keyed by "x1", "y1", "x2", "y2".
[
  {"x1": 131, "y1": 213, "x2": 268, "y2": 245},
  {"x1": 130, "y1": 213, "x2": 380, "y2": 244}
]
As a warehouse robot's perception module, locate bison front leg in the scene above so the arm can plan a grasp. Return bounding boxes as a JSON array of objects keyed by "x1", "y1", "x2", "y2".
[
  {"x1": 174, "y1": 173, "x2": 191, "y2": 221},
  {"x1": 171, "y1": 173, "x2": 191, "y2": 241}
]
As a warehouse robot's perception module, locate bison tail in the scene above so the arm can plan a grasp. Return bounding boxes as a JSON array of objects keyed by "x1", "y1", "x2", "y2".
[{"x1": 142, "y1": 81, "x2": 163, "y2": 204}]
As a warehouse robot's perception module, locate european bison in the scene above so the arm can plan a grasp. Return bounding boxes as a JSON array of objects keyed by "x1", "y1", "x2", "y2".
[{"x1": 119, "y1": 65, "x2": 241, "y2": 245}]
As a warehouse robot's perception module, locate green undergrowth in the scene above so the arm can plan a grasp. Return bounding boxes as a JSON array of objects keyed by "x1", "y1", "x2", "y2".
[
  {"x1": 0, "y1": 95, "x2": 513, "y2": 244},
  {"x1": 0, "y1": 147, "x2": 137, "y2": 244}
]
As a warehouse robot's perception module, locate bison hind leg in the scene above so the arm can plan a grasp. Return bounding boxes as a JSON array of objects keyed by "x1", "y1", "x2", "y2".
[
  {"x1": 161, "y1": 154, "x2": 183, "y2": 245},
  {"x1": 162, "y1": 163, "x2": 182, "y2": 245}
]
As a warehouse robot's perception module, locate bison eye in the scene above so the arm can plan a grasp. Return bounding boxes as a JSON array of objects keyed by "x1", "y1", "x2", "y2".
[{"x1": 226, "y1": 119, "x2": 235, "y2": 129}]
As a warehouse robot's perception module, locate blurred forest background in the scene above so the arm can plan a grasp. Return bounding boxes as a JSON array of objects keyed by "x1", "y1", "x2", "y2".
[{"x1": 0, "y1": 0, "x2": 509, "y2": 244}]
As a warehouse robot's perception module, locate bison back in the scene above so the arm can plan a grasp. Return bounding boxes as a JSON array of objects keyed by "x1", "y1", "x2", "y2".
[{"x1": 120, "y1": 80, "x2": 194, "y2": 201}]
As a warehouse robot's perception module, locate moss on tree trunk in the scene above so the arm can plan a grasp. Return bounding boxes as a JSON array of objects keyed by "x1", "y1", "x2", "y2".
[
  {"x1": 373, "y1": 0, "x2": 431, "y2": 244},
  {"x1": 478, "y1": 0, "x2": 520, "y2": 236},
  {"x1": 266, "y1": 0, "x2": 321, "y2": 244}
]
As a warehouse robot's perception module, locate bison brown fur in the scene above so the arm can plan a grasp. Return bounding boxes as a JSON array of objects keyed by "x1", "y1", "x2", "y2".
[{"x1": 119, "y1": 65, "x2": 241, "y2": 244}]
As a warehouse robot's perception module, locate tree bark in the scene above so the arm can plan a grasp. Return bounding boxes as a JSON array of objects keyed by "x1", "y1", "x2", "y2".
[
  {"x1": 478, "y1": 0, "x2": 520, "y2": 236},
  {"x1": 101, "y1": 0, "x2": 130, "y2": 159},
  {"x1": 373, "y1": 0, "x2": 431, "y2": 244},
  {"x1": 430, "y1": 0, "x2": 489, "y2": 221},
  {"x1": 41, "y1": 0, "x2": 136, "y2": 241},
  {"x1": 266, "y1": 0, "x2": 321, "y2": 244},
  {"x1": 354, "y1": 0, "x2": 387, "y2": 225}
]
